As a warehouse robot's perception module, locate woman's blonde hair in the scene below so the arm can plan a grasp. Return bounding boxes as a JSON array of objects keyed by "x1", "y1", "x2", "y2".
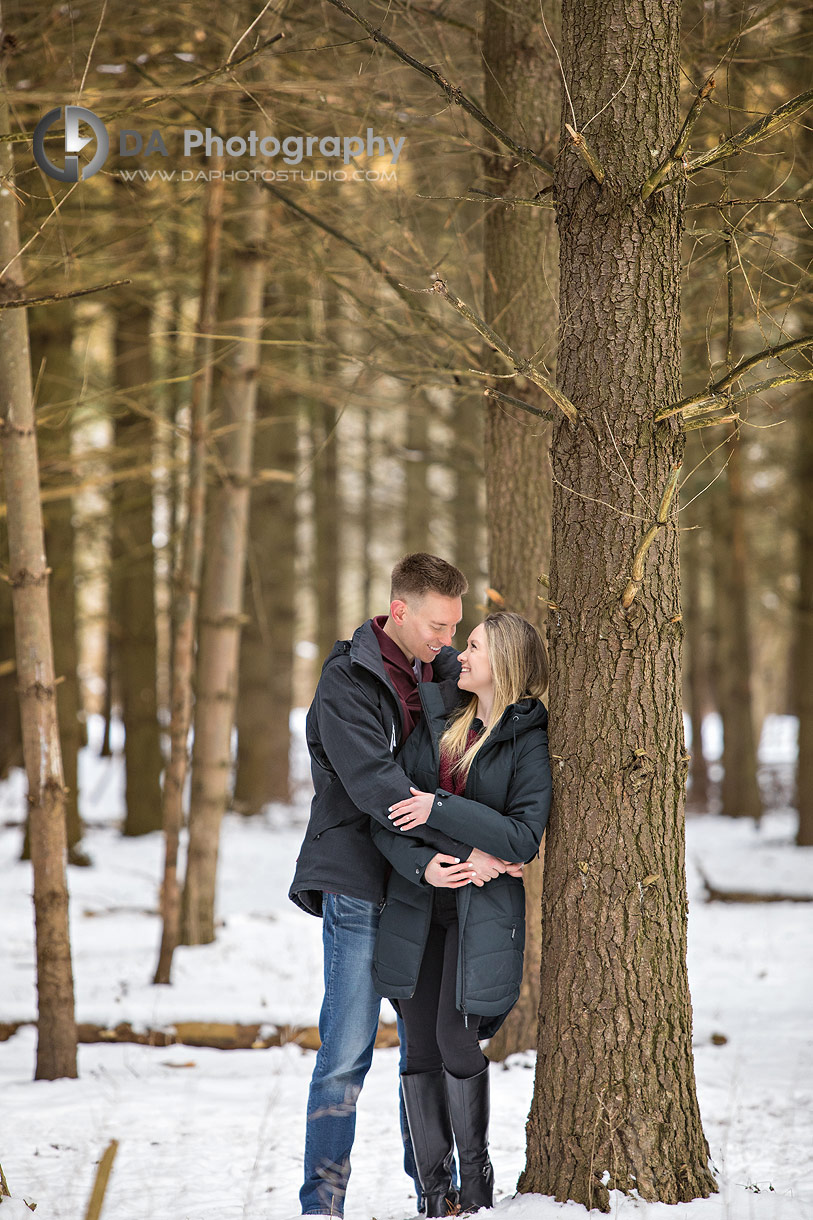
[{"x1": 439, "y1": 612, "x2": 548, "y2": 782}]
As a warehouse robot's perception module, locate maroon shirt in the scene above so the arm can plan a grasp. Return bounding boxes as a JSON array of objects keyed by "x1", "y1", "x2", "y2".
[
  {"x1": 371, "y1": 615, "x2": 433, "y2": 741},
  {"x1": 439, "y1": 723, "x2": 484, "y2": 796}
]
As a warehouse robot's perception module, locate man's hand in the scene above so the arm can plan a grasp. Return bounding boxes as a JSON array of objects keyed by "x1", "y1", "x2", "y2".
[
  {"x1": 466, "y1": 848, "x2": 507, "y2": 884},
  {"x1": 425, "y1": 853, "x2": 477, "y2": 888},
  {"x1": 504, "y1": 861, "x2": 525, "y2": 878},
  {"x1": 388, "y1": 787, "x2": 434, "y2": 830}
]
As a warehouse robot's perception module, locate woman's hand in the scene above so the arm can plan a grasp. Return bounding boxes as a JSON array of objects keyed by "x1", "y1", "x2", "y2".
[
  {"x1": 388, "y1": 787, "x2": 434, "y2": 830},
  {"x1": 423, "y1": 851, "x2": 525, "y2": 888},
  {"x1": 425, "y1": 854, "x2": 477, "y2": 888}
]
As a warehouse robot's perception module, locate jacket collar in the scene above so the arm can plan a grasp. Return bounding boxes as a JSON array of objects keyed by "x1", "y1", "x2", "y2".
[
  {"x1": 346, "y1": 619, "x2": 460, "y2": 687},
  {"x1": 418, "y1": 678, "x2": 548, "y2": 743}
]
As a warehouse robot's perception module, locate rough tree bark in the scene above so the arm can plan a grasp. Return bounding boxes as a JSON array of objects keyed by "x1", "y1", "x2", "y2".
[
  {"x1": 0, "y1": 54, "x2": 77, "y2": 1079},
  {"x1": 181, "y1": 177, "x2": 268, "y2": 945},
  {"x1": 519, "y1": 0, "x2": 716, "y2": 1207},
  {"x1": 480, "y1": 0, "x2": 559, "y2": 1062}
]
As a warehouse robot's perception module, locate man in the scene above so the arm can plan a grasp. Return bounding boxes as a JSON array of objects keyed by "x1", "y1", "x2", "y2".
[{"x1": 289, "y1": 553, "x2": 507, "y2": 1218}]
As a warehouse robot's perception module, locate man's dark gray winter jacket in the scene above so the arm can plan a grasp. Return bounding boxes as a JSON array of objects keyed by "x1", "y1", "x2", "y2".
[{"x1": 288, "y1": 618, "x2": 464, "y2": 917}]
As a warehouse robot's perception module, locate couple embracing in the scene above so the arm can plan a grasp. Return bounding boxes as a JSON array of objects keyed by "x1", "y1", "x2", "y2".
[{"x1": 289, "y1": 554, "x2": 552, "y2": 1218}]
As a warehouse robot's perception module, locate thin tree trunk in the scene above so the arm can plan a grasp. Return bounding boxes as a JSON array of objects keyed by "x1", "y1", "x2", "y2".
[
  {"x1": 0, "y1": 507, "x2": 23, "y2": 777},
  {"x1": 29, "y1": 299, "x2": 85, "y2": 859},
  {"x1": 235, "y1": 378, "x2": 298, "y2": 812},
  {"x1": 681, "y1": 434, "x2": 711, "y2": 811},
  {"x1": 310, "y1": 283, "x2": 341, "y2": 659},
  {"x1": 112, "y1": 295, "x2": 164, "y2": 835},
  {"x1": 795, "y1": 394, "x2": 813, "y2": 846},
  {"x1": 708, "y1": 434, "x2": 762, "y2": 819},
  {"x1": 452, "y1": 391, "x2": 483, "y2": 639},
  {"x1": 403, "y1": 395, "x2": 431, "y2": 552},
  {"x1": 481, "y1": 0, "x2": 559, "y2": 1064},
  {"x1": 181, "y1": 178, "x2": 268, "y2": 945},
  {"x1": 154, "y1": 170, "x2": 225, "y2": 984},
  {"x1": 519, "y1": 0, "x2": 716, "y2": 1206},
  {"x1": 0, "y1": 59, "x2": 77, "y2": 1080},
  {"x1": 361, "y1": 406, "x2": 374, "y2": 619},
  {"x1": 708, "y1": 93, "x2": 762, "y2": 822}
]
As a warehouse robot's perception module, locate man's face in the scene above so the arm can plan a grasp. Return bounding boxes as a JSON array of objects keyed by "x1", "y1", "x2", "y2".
[{"x1": 392, "y1": 591, "x2": 463, "y2": 664}]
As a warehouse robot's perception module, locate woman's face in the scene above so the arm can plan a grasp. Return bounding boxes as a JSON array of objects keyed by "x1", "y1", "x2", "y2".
[{"x1": 457, "y1": 623, "x2": 493, "y2": 700}]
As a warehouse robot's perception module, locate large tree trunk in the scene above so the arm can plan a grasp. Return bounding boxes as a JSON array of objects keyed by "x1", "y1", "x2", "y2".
[
  {"x1": 519, "y1": 0, "x2": 716, "y2": 1208},
  {"x1": 181, "y1": 179, "x2": 268, "y2": 945},
  {"x1": 0, "y1": 64, "x2": 77, "y2": 1080},
  {"x1": 795, "y1": 393, "x2": 813, "y2": 846},
  {"x1": 154, "y1": 171, "x2": 225, "y2": 984},
  {"x1": 481, "y1": 0, "x2": 559, "y2": 1063},
  {"x1": 111, "y1": 295, "x2": 164, "y2": 836}
]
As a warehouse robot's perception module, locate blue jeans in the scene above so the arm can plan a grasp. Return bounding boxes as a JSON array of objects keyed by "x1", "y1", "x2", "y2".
[{"x1": 300, "y1": 893, "x2": 421, "y2": 1216}]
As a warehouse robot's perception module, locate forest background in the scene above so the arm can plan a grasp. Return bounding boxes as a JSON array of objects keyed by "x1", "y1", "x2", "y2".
[{"x1": 1, "y1": 0, "x2": 813, "y2": 1215}]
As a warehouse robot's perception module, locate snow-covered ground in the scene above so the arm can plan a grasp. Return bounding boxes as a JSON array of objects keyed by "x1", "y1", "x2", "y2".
[{"x1": 0, "y1": 715, "x2": 812, "y2": 1220}]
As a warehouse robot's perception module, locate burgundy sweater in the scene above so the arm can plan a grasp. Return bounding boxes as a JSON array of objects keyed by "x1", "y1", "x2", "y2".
[{"x1": 371, "y1": 615, "x2": 432, "y2": 740}]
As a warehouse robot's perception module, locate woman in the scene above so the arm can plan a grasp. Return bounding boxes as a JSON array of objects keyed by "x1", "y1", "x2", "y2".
[{"x1": 371, "y1": 611, "x2": 552, "y2": 1216}]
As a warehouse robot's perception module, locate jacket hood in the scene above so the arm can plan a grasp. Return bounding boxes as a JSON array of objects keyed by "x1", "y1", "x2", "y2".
[{"x1": 419, "y1": 677, "x2": 548, "y2": 743}]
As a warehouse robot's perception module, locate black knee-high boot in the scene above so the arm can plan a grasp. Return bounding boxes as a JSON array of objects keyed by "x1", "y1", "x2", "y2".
[
  {"x1": 443, "y1": 1067, "x2": 494, "y2": 1213},
  {"x1": 401, "y1": 1072, "x2": 460, "y2": 1217}
]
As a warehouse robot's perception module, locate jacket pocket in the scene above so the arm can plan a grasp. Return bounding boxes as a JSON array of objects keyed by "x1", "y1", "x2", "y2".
[{"x1": 308, "y1": 778, "x2": 360, "y2": 839}]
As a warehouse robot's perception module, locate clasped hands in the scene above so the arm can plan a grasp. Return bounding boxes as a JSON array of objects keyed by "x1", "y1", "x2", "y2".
[{"x1": 388, "y1": 786, "x2": 523, "y2": 889}]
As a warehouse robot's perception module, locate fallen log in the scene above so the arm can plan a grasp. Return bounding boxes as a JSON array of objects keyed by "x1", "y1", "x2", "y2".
[
  {"x1": 695, "y1": 861, "x2": 813, "y2": 904},
  {"x1": 0, "y1": 1019, "x2": 400, "y2": 1051}
]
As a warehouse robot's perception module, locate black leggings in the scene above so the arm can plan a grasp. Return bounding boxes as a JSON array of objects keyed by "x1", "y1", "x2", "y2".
[{"x1": 399, "y1": 891, "x2": 487, "y2": 1079}]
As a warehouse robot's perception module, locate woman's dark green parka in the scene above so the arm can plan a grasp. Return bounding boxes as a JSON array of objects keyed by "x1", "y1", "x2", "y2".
[{"x1": 371, "y1": 679, "x2": 552, "y2": 1037}]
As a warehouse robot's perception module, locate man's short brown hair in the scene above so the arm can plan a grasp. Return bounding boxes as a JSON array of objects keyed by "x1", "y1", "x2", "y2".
[{"x1": 390, "y1": 553, "x2": 468, "y2": 603}]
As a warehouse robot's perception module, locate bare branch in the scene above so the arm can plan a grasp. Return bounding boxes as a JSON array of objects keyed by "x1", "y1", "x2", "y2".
[
  {"x1": 128, "y1": 62, "x2": 452, "y2": 349},
  {"x1": 657, "y1": 334, "x2": 813, "y2": 419},
  {"x1": 564, "y1": 123, "x2": 605, "y2": 185},
  {"x1": 430, "y1": 277, "x2": 579, "y2": 423},
  {"x1": 323, "y1": 0, "x2": 554, "y2": 176},
  {"x1": 620, "y1": 465, "x2": 680, "y2": 610},
  {"x1": 0, "y1": 34, "x2": 285, "y2": 147},
  {"x1": 687, "y1": 196, "x2": 813, "y2": 210},
  {"x1": 418, "y1": 188, "x2": 555, "y2": 209},
  {"x1": 682, "y1": 412, "x2": 740, "y2": 431},
  {"x1": 654, "y1": 86, "x2": 813, "y2": 191},
  {"x1": 484, "y1": 388, "x2": 555, "y2": 421},
  {"x1": 0, "y1": 278, "x2": 131, "y2": 310},
  {"x1": 641, "y1": 76, "x2": 715, "y2": 200}
]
